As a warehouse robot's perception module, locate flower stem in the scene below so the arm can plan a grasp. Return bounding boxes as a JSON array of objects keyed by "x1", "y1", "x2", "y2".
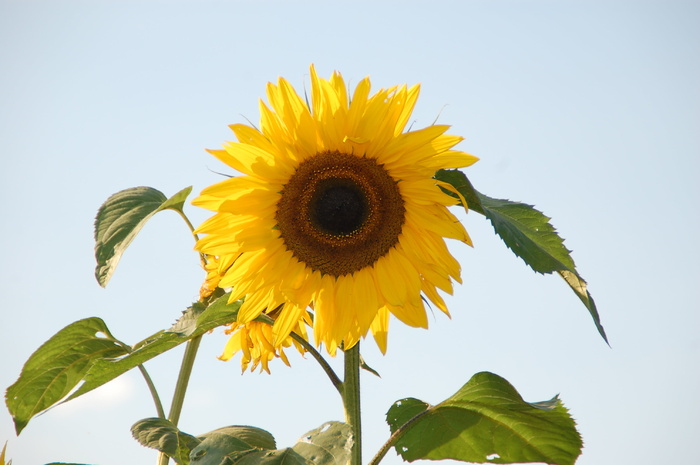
[
  {"x1": 343, "y1": 343, "x2": 362, "y2": 465},
  {"x1": 156, "y1": 334, "x2": 203, "y2": 465},
  {"x1": 168, "y1": 334, "x2": 202, "y2": 426}
]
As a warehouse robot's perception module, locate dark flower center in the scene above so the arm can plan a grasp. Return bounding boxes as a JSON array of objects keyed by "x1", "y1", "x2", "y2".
[
  {"x1": 310, "y1": 180, "x2": 368, "y2": 236},
  {"x1": 276, "y1": 151, "x2": 405, "y2": 277}
]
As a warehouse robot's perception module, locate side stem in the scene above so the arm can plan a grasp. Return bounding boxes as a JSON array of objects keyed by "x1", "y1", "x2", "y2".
[
  {"x1": 136, "y1": 364, "x2": 166, "y2": 419},
  {"x1": 343, "y1": 343, "x2": 362, "y2": 465},
  {"x1": 367, "y1": 407, "x2": 431, "y2": 465}
]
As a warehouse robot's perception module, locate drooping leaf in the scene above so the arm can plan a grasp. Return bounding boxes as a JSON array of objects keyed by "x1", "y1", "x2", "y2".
[
  {"x1": 5, "y1": 318, "x2": 128, "y2": 434},
  {"x1": 232, "y1": 422, "x2": 352, "y2": 465},
  {"x1": 132, "y1": 418, "x2": 201, "y2": 465},
  {"x1": 558, "y1": 270, "x2": 607, "y2": 344},
  {"x1": 386, "y1": 372, "x2": 582, "y2": 465},
  {"x1": 189, "y1": 426, "x2": 277, "y2": 465},
  {"x1": 66, "y1": 293, "x2": 241, "y2": 401},
  {"x1": 435, "y1": 169, "x2": 608, "y2": 343},
  {"x1": 94, "y1": 185, "x2": 193, "y2": 287}
]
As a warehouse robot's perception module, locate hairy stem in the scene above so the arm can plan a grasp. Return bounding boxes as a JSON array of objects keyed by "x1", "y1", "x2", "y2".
[{"x1": 343, "y1": 343, "x2": 362, "y2": 465}]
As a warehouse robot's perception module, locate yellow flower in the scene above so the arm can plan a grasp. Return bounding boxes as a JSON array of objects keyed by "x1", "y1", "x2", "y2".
[
  {"x1": 194, "y1": 65, "x2": 478, "y2": 355},
  {"x1": 199, "y1": 254, "x2": 308, "y2": 372},
  {"x1": 220, "y1": 317, "x2": 309, "y2": 374}
]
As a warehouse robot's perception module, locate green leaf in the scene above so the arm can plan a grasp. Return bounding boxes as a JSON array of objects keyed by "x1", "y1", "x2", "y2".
[
  {"x1": 435, "y1": 169, "x2": 608, "y2": 343},
  {"x1": 132, "y1": 418, "x2": 201, "y2": 465},
  {"x1": 5, "y1": 318, "x2": 128, "y2": 434},
  {"x1": 190, "y1": 426, "x2": 277, "y2": 465},
  {"x1": 386, "y1": 372, "x2": 582, "y2": 465},
  {"x1": 169, "y1": 301, "x2": 208, "y2": 337},
  {"x1": 66, "y1": 293, "x2": 241, "y2": 401},
  {"x1": 94, "y1": 185, "x2": 193, "y2": 287},
  {"x1": 558, "y1": 270, "x2": 607, "y2": 344},
  {"x1": 231, "y1": 422, "x2": 352, "y2": 465}
]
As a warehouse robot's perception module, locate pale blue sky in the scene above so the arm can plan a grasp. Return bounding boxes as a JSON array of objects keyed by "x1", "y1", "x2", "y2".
[{"x1": 1, "y1": 1, "x2": 698, "y2": 464}]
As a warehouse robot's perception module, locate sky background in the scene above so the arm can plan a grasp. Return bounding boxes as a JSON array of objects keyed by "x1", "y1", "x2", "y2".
[{"x1": 1, "y1": 1, "x2": 698, "y2": 464}]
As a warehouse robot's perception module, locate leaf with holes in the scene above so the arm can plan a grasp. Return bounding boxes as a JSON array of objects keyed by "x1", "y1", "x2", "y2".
[
  {"x1": 435, "y1": 169, "x2": 608, "y2": 343},
  {"x1": 94, "y1": 185, "x2": 192, "y2": 287},
  {"x1": 229, "y1": 422, "x2": 352, "y2": 465},
  {"x1": 5, "y1": 318, "x2": 128, "y2": 434},
  {"x1": 386, "y1": 372, "x2": 582, "y2": 465}
]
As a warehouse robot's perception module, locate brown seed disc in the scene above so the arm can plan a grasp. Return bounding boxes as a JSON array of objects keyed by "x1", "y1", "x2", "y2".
[{"x1": 276, "y1": 151, "x2": 405, "y2": 277}]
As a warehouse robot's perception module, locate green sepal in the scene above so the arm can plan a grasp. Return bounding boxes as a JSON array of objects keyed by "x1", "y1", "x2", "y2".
[
  {"x1": 360, "y1": 355, "x2": 381, "y2": 378},
  {"x1": 65, "y1": 293, "x2": 240, "y2": 401},
  {"x1": 435, "y1": 169, "x2": 608, "y2": 343},
  {"x1": 386, "y1": 372, "x2": 582, "y2": 465},
  {"x1": 132, "y1": 418, "x2": 201, "y2": 465},
  {"x1": 5, "y1": 318, "x2": 129, "y2": 434},
  {"x1": 94, "y1": 185, "x2": 193, "y2": 287},
  {"x1": 1, "y1": 441, "x2": 10, "y2": 465}
]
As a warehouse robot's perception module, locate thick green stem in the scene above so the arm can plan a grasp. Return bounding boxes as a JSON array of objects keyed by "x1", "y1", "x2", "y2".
[
  {"x1": 157, "y1": 334, "x2": 203, "y2": 465},
  {"x1": 343, "y1": 343, "x2": 362, "y2": 465},
  {"x1": 168, "y1": 334, "x2": 202, "y2": 426}
]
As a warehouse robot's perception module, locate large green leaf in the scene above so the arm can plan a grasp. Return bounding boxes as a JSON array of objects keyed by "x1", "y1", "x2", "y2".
[
  {"x1": 386, "y1": 372, "x2": 582, "y2": 465},
  {"x1": 435, "y1": 169, "x2": 608, "y2": 343},
  {"x1": 232, "y1": 422, "x2": 352, "y2": 465},
  {"x1": 5, "y1": 318, "x2": 128, "y2": 434},
  {"x1": 94, "y1": 185, "x2": 192, "y2": 287},
  {"x1": 5, "y1": 294, "x2": 239, "y2": 435},
  {"x1": 132, "y1": 419, "x2": 278, "y2": 465},
  {"x1": 132, "y1": 418, "x2": 202, "y2": 465},
  {"x1": 66, "y1": 293, "x2": 241, "y2": 401},
  {"x1": 189, "y1": 426, "x2": 277, "y2": 465}
]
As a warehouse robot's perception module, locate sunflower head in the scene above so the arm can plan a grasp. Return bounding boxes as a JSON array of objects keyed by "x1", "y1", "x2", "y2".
[{"x1": 194, "y1": 65, "x2": 477, "y2": 357}]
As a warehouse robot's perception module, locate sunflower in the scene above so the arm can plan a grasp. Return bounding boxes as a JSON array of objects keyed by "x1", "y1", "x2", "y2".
[
  {"x1": 193, "y1": 65, "x2": 478, "y2": 356},
  {"x1": 198, "y1": 254, "x2": 308, "y2": 372},
  {"x1": 220, "y1": 317, "x2": 310, "y2": 374}
]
